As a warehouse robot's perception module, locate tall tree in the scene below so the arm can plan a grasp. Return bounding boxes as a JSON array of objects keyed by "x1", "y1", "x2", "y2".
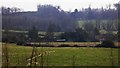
[
  {"x1": 28, "y1": 26, "x2": 38, "y2": 42},
  {"x1": 44, "y1": 23, "x2": 56, "y2": 42}
]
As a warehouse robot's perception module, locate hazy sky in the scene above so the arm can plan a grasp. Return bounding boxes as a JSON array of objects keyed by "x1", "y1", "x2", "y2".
[{"x1": 2, "y1": 0, "x2": 119, "y2": 11}]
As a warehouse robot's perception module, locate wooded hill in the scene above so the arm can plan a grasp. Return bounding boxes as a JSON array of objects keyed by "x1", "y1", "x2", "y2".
[{"x1": 2, "y1": 3, "x2": 119, "y2": 32}]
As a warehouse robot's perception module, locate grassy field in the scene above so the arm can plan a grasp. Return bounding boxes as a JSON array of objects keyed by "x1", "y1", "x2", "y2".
[
  {"x1": 2, "y1": 43, "x2": 119, "y2": 66},
  {"x1": 77, "y1": 20, "x2": 118, "y2": 34},
  {"x1": 0, "y1": 43, "x2": 2, "y2": 67}
]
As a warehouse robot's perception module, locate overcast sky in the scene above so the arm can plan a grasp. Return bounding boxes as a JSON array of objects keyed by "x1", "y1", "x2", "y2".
[{"x1": 1, "y1": 0, "x2": 119, "y2": 11}]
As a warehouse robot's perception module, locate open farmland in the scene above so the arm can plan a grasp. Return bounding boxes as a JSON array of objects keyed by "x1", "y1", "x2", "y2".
[
  {"x1": 0, "y1": 43, "x2": 2, "y2": 67},
  {"x1": 2, "y1": 43, "x2": 119, "y2": 66},
  {"x1": 77, "y1": 20, "x2": 118, "y2": 34}
]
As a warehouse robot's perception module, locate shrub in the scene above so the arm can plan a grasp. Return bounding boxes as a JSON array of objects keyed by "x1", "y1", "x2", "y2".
[
  {"x1": 95, "y1": 40, "x2": 116, "y2": 48},
  {"x1": 101, "y1": 40, "x2": 115, "y2": 48},
  {"x1": 95, "y1": 44, "x2": 102, "y2": 47},
  {"x1": 16, "y1": 42, "x2": 23, "y2": 45},
  {"x1": 16, "y1": 41, "x2": 25, "y2": 45}
]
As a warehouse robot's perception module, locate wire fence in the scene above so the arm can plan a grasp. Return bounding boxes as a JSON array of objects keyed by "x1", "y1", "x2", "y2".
[{"x1": 2, "y1": 42, "x2": 119, "y2": 67}]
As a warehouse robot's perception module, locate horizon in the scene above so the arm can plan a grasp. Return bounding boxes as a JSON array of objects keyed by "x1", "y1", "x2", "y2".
[{"x1": 2, "y1": 0, "x2": 119, "y2": 11}]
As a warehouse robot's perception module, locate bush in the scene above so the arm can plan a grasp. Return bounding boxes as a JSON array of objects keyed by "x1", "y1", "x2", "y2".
[
  {"x1": 16, "y1": 41, "x2": 25, "y2": 45},
  {"x1": 95, "y1": 44, "x2": 102, "y2": 47},
  {"x1": 16, "y1": 42, "x2": 23, "y2": 45},
  {"x1": 101, "y1": 40, "x2": 115, "y2": 48},
  {"x1": 95, "y1": 40, "x2": 116, "y2": 48}
]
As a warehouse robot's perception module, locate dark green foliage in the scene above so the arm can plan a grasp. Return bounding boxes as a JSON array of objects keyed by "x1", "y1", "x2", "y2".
[
  {"x1": 102, "y1": 32, "x2": 117, "y2": 41},
  {"x1": 86, "y1": 6, "x2": 94, "y2": 20},
  {"x1": 16, "y1": 34, "x2": 26, "y2": 45},
  {"x1": 74, "y1": 28, "x2": 88, "y2": 41},
  {"x1": 47, "y1": 23, "x2": 60, "y2": 32},
  {"x1": 60, "y1": 32, "x2": 75, "y2": 41},
  {"x1": 84, "y1": 22, "x2": 95, "y2": 31},
  {"x1": 2, "y1": 30, "x2": 26, "y2": 43},
  {"x1": 95, "y1": 44, "x2": 102, "y2": 47},
  {"x1": 2, "y1": 3, "x2": 119, "y2": 42},
  {"x1": 2, "y1": 5, "x2": 76, "y2": 32},
  {"x1": 60, "y1": 28, "x2": 87, "y2": 42},
  {"x1": 117, "y1": 32, "x2": 120, "y2": 42},
  {"x1": 28, "y1": 26, "x2": 38, "y2": 42},
  {"x1": 94, "y1": 28, "x2": 100, "y2": 35},
  {"x1": 102, "y1": 40, "x2": 115, "y2": 47},
  {"x1": 44, "y1": 23, "x2": 57, "y2": 42},
  {"x1": 2, "y1": 3, "x2": 119, "y2": 32},
  {"x1": 96, "y1": 40, "x2": 115, "y2": 48}
]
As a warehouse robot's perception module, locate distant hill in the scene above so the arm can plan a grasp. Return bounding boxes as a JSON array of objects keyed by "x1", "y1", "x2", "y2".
[
  {"x1": 2, "y1": 4, "x2": 118, "y2": 32},
  {"x1": 2, "y1": 5, "x2": 76, "y2": 32}
]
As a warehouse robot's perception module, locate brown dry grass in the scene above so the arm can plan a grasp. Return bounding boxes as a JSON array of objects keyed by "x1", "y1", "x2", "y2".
[{"x1": 114, "y1": 42, "x2": 120, "y2": 47}]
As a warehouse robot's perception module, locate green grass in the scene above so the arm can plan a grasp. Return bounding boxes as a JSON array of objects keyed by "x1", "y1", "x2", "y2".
[
  {"x1": 77, "y1": 20, "x2": 118, "y2": 34},
  {"x1": 0, "y1": 43, "x2": 2, "y2": 67},
  {"x1": 2, "y1": 43, "x2": 119, "y2": 66}
]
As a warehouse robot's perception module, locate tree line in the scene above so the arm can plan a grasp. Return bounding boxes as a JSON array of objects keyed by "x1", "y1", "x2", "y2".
[
  {"x1": 2, "y1": 2, "x2": 120, "y2": 32},
  {"x1": 2, "y1": 2, "x2": 120, "y2": 43}
]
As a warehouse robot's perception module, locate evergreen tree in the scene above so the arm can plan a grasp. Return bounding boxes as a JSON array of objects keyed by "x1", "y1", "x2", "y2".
[
  {"x1": 45, "y1": 23, "x2": 56, "y2": 42},
  {"x1": 28, "y1": 26, "x2": 38, "y2": 42}
]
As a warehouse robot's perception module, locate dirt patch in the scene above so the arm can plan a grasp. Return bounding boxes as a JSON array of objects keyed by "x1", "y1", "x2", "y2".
[{"x1": 114, "y1": 42, "x2": 120, "y2": 47}]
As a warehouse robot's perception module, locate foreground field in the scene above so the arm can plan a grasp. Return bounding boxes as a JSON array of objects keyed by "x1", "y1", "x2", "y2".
[{"x1": 2, "y1": 43, "x2": 119, "y2": 66}]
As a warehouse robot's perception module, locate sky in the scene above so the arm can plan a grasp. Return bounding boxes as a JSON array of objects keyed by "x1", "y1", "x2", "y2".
[{"x1": 1, "y1": 0, "x2": 119, "y2": 11}]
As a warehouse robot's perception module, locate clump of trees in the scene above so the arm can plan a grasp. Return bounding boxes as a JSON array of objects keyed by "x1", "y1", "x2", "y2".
[
  {"x1": 28, "y1": 26, "x2": 38, "y2": 42},
  {"x1": 118, "y1": 32, "x2": 120, "y2": 42},
  {"x1": 71, "y1": 4, "x2": 118, "y2": 20},
  {"x1": 44, "y1": 23, "x2": 61, "y2": 42},
  {"x1": 60, "y1": 28, "x2": 88, "y2": 42},
  {"x1": 1, "y1": 7, "x2": 23, "y2": 14},
  {"x1": 102, "y1": 40, "x2": 115, "y2": 48},
  {"x1": 95, "y1": 40, "x2": 116, "y2": 48}
]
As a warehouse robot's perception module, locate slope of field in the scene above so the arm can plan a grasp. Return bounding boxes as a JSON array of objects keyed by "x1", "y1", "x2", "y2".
[{"x1": 2, "y1": 43, "x2": 119, "y2": 66}]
